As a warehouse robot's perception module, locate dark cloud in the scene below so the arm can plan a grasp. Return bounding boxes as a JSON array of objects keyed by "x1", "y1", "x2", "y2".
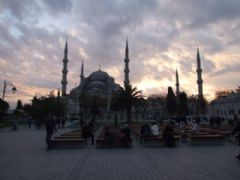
[
  {"x1": 1, "y1": 0, "x2": 240, "y2": 106},
  {"x1": 211, "y1": 63, "x2": 240, "y2": 77},
  {"x1": 43, "y1": 0, "x2": 73, "y2": 16},
  {"x1": 0, "y1": 0, "x2": 41, "y2": 22}
]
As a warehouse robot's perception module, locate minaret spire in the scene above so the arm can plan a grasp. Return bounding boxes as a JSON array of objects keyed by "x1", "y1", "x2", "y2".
[
  {"x1": 196, "y1": 47, "x2": 203, "y2": 99},
  {"x1": 124, "y1": 37, "x2": 130, "y2": 88},
  {"x1": 176, "y1": 69, "x2": 180, "y2": 96},
  {"x1": 80, "y1": 60, "x2": 84, "y2": 82},
  {"x1": 61, "y1": 40, "x2": 69, "y2": 96}
]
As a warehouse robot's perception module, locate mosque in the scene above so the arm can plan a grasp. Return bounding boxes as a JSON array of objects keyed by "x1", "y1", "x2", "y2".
[
  {"x1": 60, "y1": 40, "x2": 130, "y2": 120},
  {"x1": 59, "y1": 39, "x2": 204, "y2": 121}
]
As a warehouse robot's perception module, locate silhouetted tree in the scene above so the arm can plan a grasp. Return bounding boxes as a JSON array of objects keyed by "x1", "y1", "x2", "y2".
[
  {"x1": 178, "y1": 92, "x2": 189, "y2": 116},
  {"x1": 198, "y1": 96, "x2": 207, "y2": 114},
  {"x1": 166, "y1": 87, "x2": 177, "y2": 116},
  {"x1": 23, "y1": 104, "x2": 32, "y2": 116},
  {"x1": 111, "y1": 85, "x2": 143, "y2": 123},
  {"x1": 30, "y1": 91, "x2": 66, "y2": 119},
  {"x1": 16, "y1": 99, "x2": 23, "y2": 110},
  {"x1": 0, "y1": 98, "x2": 9, "y2": 122}
]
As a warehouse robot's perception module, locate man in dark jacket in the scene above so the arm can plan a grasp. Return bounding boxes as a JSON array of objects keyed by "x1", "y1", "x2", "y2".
[
  {"x1": 163, "y1": 122, "x2": 175, "y2": 147},
  {"x1": 46, "y1": 118, "x2": 54, "y2": 150},
  {"x1": 232, "y1": 119, "x2": 240, "y2": 160},
  {"x1": 82, "y1": 122, "x2": 94, "y2": 145},
  {"x1": 140, "y1": 123, "x2": 151, "y2": 143},
  {"x1": 121, "y1": 124, "x2": 131, "y2": 147}
]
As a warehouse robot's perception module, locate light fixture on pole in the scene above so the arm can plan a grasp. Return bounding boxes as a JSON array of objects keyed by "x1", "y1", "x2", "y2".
[{"x1": 2, "y1": 80, "x2": 17, "y2": 101}]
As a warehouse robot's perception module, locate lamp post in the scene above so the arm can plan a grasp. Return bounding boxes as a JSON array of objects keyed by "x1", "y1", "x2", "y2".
[{"x1": 2, "y1": 80, "x2": 17, "y2": 101}]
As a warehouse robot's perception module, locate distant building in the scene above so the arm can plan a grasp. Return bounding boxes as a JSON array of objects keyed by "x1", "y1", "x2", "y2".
[{"x1": 208, "y1": 92, "x2": 240, "y2": 120}]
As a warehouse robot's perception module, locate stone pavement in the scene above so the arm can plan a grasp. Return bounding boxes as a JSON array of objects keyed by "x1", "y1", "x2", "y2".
[{"x1": 0, "y1": 128, "x2": 240, "y2": 180}]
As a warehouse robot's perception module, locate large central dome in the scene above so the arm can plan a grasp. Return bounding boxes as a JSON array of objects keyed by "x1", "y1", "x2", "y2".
[{"x1": 89, "y1": 69, "x2": 111, "y2": 82}]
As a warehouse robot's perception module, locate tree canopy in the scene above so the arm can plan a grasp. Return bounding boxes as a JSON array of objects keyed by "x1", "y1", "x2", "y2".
[
  {"x1": 166, "y1": 86, "x2": 177, "y2": 116},
  {"x1": 177, "y1": 92, "x2": 189, "y2": 116},
  {"x1": 0, "y1": 98, "x2": 9, "y2": 122},
  {"x1": 111, "y1": 85, "x2": 143, "y2": 123}
]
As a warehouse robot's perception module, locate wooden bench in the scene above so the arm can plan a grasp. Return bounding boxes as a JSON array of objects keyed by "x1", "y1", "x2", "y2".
[
  {"x1": 190, "y1": 134, "x2": 225, "y2": 145},
  {"x1": 96, "y1": 137, "x2": 133, "y2": 148},
  {"x1": 51, "y1": 138, "x2": 84, "y2": 148},
  {"x1": 142, "y1": 135, "x2": 180, "y2": 146},
  {"x1": 51, "y1": 129, "x2": 84, "y2": 148},
  {"x1": 54, "y1": 135, "x2": 82, "y2": 139}
]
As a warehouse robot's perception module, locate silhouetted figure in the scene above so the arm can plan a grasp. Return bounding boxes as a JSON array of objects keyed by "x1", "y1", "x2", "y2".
[
  {"x1": 191, "y1": 120, "x2": 199, "y2": 134},
  {"x1": 61, "y1": 117, "x2": 65, "y2": 128},
  {"x1": 104, "y1": 125, "x2": 114, "y2": 146},
  {"x1": 120, "y1": 124, "x2": 131, "y2": 147},
  {"x1": 163, "y1": 123, "x2": 175, "y2": 147},
  {"x1": 232, "y1": 119, "x2": 240, "y2": 160},
  {"x1": 82, "y1": 123, "x2": 94, "y2": 145},
  {"x1": 228, "y1": 119, "x2": 234, "y2": 127},
  {"x1": 216, "y1": 117, "x2": 221, "y2": 128},
  {"x1": 53, "y1": 118, "x2": 57, "y2": 132},
  {"x1": 45, "y1": 119, "x2": 54, "y2": 150},
  {"x1": 209, "y1": 117, "x2": 215, "y2": 128},
  {"x1": 140, "y1": 123, "x2": 151, "y2": 143},
  {"x1": 12, "y1": 121, "x2": 18, "y2": 131},
  {"x1": 27, "y1": 117, "x2": 32, "y2": 128},
  {"x1": 57, "y1": 117, "x2": 61, "y2": 129},
  {"x1": 195, "y1": 117, "x2": 201, "y2": 125}
]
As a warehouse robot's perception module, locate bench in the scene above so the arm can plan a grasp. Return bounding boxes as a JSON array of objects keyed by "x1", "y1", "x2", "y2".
[
  {"x1": 51, "y1": 138, "x2": 84, "y2": 148},
  {"x1": 190, "y1": 134, "x2": 225, "y2": 145},
  {"x1": 54, "y1": 135, "x2": 82, "y2": 139},
  {"x1": 96, "y1": 137, "x2": 133, "y2": 148},
  {"x1": 142, "y1": 135, "x2": 180, "y2": 146}
]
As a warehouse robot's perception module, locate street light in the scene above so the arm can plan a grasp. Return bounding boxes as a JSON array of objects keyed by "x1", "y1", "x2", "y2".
[{"x1": 2, "y1": 80, "x2": 17, "y2": 101}]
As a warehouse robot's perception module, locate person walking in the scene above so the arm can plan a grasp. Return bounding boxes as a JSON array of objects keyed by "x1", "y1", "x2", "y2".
[
  {"x1": 232, "y1": 118, "x2": 240, "y2": 160},
  {"x1": 82, "y1": 122, "x2": 94, "y2": 145},
  {"x1": 45, "y1": 118, "x2": 54, "y2": 150}
]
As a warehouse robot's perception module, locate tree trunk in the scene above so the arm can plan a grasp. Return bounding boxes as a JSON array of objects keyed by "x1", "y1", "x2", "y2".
[{"x1": 126, "y1": 106, "x2": 132, "y2": 123}]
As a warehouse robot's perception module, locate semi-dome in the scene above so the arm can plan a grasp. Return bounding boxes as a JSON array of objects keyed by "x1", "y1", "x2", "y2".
[{"x1": 89, "y1": 70, "x2": 110, "y2": 82}]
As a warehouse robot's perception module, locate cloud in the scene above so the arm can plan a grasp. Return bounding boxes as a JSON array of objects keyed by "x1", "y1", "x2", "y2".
[
  {"x1": 1, "y1": 0, "x2": 240, "y2": 107},
  {"x1": 43, "y1": 0, "x2": 73, "y2": 16}
]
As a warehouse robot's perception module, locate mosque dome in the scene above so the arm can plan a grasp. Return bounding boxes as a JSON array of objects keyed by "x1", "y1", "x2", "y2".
[
  {"x1": 87, "y1": 81, "x2": 106, "y2": 89},
  {"x1": 89, "y1": 70, "x2": 111, "y2": 82}
]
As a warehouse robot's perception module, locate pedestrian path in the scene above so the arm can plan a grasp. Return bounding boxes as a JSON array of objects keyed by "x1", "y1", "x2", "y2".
[{"x1": 0, "y1": 128, "x2": 240, "y2": 180}]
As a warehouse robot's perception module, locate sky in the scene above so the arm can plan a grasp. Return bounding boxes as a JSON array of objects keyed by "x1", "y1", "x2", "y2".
[{"x1": 0, "y1": 0, "x2": 240, "y2": 108}]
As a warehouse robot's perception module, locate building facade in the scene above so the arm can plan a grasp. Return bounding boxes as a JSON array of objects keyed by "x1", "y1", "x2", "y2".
[{"x1": 208, "y1": 92, "x2": 240, "y2": 120}]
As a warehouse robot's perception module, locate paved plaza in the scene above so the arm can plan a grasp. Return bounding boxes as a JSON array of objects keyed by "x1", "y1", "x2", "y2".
[{"x1": 1, "y1": 127, "x2": 240, "y2": 180}]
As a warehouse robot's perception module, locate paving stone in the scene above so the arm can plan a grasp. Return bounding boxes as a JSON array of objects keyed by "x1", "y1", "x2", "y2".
[{"x1": 0, "y1": 128, "x2": 240, "y2": 180}]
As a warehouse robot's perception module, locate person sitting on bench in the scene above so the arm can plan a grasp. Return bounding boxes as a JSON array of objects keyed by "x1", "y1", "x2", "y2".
[
  {"x1": 140, "y1": 123, "x2": 151, "y2": 143},
  {"x1": 151, "y1": 123, "x2": 160, "y2": 136},
  {"x1": 232, "y1": 118, "x2": 240, "y2": 160},
  {"x1": 163, "y1": 122, "x2": 175, "y2": 147},
  {"x1": 120, "y1": 124, "x2": 131, "y2": 147},
  {"x1": 191, "y1": 120, "x2": 199, "y2": 134},
  {"x1": 104, "y1": 125, "x2": 114, "y2": 146},
  {"x1": 82, "y1": 122, "x2": 94, "y2": 145}
]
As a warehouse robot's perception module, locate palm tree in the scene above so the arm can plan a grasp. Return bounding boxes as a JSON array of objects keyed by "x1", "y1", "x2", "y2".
[{"x1": 111, "y1": 85, "x2": 143, "y2": 123}]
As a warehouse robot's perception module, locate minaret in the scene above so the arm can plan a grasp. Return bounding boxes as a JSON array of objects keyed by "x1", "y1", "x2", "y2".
[
  {"x1": 61, "y1": 40, "x2": 68, "y2": 96},
  {"x1": 124, "y1": 38, "x2": 130, "y2": 88},
  {"x1": 196, "y1": 48, "x2": 203, "y2": 99},
  {"x1": 80, "y1": 60, "x2": 84, "y2": 83},
  {"x1": 176, "y1": 69, "x2": 180, "y2": 96}
]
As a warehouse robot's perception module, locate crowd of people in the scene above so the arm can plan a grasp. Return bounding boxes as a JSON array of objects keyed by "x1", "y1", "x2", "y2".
[
  {"x1": 140, "y1": 122, "x2": 176, "y2": 147},
  {"x1": 42, "y1": 115, "x2": 240, "y2": 160},
  {"x1": 103, "y1": 124, "x2": 131, "y2": 147}
]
